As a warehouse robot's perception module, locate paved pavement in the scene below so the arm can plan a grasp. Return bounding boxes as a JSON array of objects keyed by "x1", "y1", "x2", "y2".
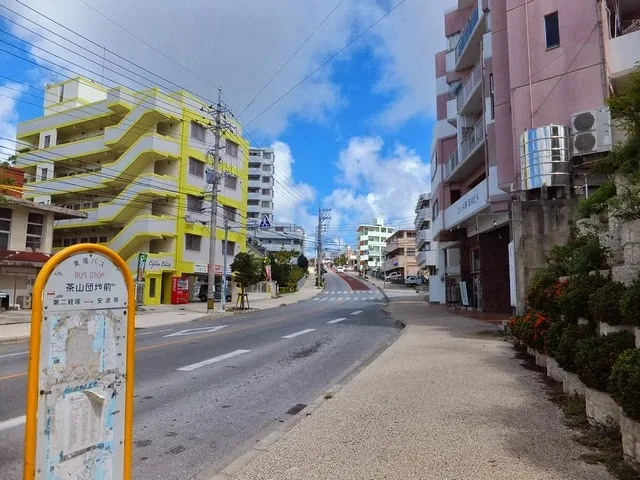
[
  {"x1": 0, "y1": 271, "x2": 397, "y2": 480},
  {"x1": 227, "y1": 297, "x2": 614, "y2": 480}
]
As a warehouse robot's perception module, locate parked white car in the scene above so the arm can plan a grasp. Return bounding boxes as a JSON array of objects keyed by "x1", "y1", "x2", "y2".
[
  {"x1": 385, "y1": 272, "x2": 402, "y2": 282},
  {"x1": 337, "y1": 266, "x2": 345, "y2": 273}
]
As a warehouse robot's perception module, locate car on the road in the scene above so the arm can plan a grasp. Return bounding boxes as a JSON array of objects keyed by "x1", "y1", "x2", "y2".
[
  {"x1": 337, "y1": 266, "x2": 345, "y2": 273},
  {"x1": 405, "y1": 276, "x2": 426, "y2": 287},
  {"x1": 385, "y1": 272, "x2": 402, "y2": 282},
  {"x1": 198, "y1": 284, "x2": 232, "y2": 302}
]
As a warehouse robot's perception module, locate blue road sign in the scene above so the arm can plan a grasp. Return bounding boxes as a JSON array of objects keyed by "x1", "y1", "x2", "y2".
[{"x1": 260, "y1": 215, "x2": 271, "y2": 229}]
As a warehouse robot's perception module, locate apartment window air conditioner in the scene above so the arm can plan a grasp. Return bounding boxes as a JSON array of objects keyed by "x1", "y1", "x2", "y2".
[{"x1": 570, "y1": 107, "x2": 612, "y2": 156}]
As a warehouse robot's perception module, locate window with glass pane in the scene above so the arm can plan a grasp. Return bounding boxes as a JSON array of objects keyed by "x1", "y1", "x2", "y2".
[
  {"x1": 26, "y1": 212, "x2": 44, "y2": 250},
  {"x1": 261, "y1": 201, "x2": 270, "y2": 208},
  {"x1": 187, "y1": 195, "x2": 204, "y2": 212},
  {"x1": 263, "y1": 152, "x2": 272, "y2": 159},
  {"x1": 223, "y1": 206, "x2": 236, "y2": 222},
  {"x1": 189, "y1": 157, "x2": 205, "y2": 177},
  {"x1": 224, "y1": 176, "x2": 237, "y2": 190},
  {"x1": 185, "y1": 234, "x2": 201, "y2": 251},
  {"x1": 262, "y1": 188, "x2": 271, "y2": 195},
  {"x1": 226, "y1": 140, "x2": 239, "y2": 158},
  {"x1": 262, "y1": 176, "x2": 271, "y2": 183},
  {"x1": 262, "y1": 165, "x2": 271, "y2": 172},
  {"x1": 190, "y1": 122, "x2": 206, "y2": 142},
  {"x1": 0, "y1": 207, "x2": 11, "y2": 249},
  {"x1": 225, "y1": 241, "x2": 236, "y2": 255}
]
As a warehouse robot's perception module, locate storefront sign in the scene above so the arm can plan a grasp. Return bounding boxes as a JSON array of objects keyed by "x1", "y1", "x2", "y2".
[
  {"x1": 265, "y1": 265, "x2": 272, "y2": 281},
  {"x1": 460, "y1": 281, "x2": 469, "y2": 307},
  {"x1": 24, "y1": 245, "x2": 135, "y2": 480},
  {"x1": 444, "y1": 180, "x2": 488, "y2": 230},
  {"x1": 145, "y1": 256, "x2": 174, "y2": 273},
  {"x1": 214, "y1": 265, "x2": 232, "y2": 275},
  {"x1": 508, "y1": 241, "x2": 517, "y2": 307},
  {"x1": 194, "y1": 263, "x2": 208, "y2": 274}
]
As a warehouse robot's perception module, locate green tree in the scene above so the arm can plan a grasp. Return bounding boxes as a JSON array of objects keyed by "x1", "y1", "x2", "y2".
[
  {"x1": 297, "y1": 254, "x2": 309, "y2": 271},
  {"x1": 334, "y1": 254, "x2": 347, "y2": 266},
  {"x1": 231, "y1": 252, "x2": 262, "y2": 309}
]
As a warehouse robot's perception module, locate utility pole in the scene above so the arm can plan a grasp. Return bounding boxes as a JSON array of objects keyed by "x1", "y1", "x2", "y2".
[
  {"x1": 202, "y1": 88, "x2": 234, "y2": 314},
  {"x1": 316, "y1": 208, "x2": 331, "y2": 286},
  {"x1": 221, "y1": 217, "x2": 230, "y2": 312}
]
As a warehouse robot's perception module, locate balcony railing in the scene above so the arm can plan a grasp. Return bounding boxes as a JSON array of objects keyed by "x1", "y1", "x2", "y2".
[
  {"x1": 455, "y1": 2, "x2": 479, "y2": 64},
  {"x1": 460, "y1": 116, "x2": 485, "y2": 160},
  {"x1": 456, "y1": 59, "x2": 482, "y2": 112},
  {"x1": 444, "y1": 149, "x2": 459, "y2": 178}
]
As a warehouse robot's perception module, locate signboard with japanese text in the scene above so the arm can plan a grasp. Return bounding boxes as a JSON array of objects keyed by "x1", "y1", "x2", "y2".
[
  {"x1": 24, "y1": 245, "x2": 135, "y2": 480},
  {"x1": 459, "y1": 281, "x2": 469, "y2": 307}
]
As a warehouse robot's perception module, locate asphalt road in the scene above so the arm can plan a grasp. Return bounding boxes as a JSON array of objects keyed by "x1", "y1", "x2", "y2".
[{"x1": 0, "y1": 271, "x2": 398, "y2": 479}]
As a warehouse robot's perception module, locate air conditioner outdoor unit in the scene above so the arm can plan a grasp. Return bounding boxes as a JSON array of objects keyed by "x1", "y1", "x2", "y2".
[{"x1": 570, "y1": 107, "x2": 612, "y2": 156}]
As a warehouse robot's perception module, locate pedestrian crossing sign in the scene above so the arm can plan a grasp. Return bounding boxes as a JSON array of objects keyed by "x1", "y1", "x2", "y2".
[{"x1": 260, "y1": 215, "x2": 271, "y2": 229}]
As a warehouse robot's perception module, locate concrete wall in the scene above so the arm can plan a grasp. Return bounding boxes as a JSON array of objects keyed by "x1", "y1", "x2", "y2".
[{"x1": 512, "y1": 198, "x2": 579, "y2": 314}]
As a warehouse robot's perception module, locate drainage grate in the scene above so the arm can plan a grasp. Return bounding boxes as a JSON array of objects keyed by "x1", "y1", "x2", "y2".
[{"x1": 285, "y1": 403, "x2": 307, "y2": 416}]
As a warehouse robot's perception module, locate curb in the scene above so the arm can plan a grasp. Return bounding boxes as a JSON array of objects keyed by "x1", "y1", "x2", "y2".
[
  {"x1": 380, "y1": 306, "x2": 406, "y2": 330},
  {"x1": 0, "y1": 335, "x2": 28, "y2": 345},
  {"x1": 199, "y1": 383, "x2": 346, "y2": 480}
]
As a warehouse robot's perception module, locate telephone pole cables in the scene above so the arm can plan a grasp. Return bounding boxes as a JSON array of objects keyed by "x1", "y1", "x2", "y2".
[{"x1": 316, "y1": 208, "x2": 331, "y2": 286}]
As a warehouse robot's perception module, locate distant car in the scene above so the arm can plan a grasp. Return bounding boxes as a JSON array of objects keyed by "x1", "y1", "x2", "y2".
[
  {"x1": 385, "y1": 272, "x2": 402, "y2": 282},
  {"x1": 198, "y1": 284, "x2": 232, "y2": 302},
  {"x1": 337, "y1": 266, "x2": 345, "y2": 273},
  {"x1": 404, "y1": 276, "x2": 425, "y2": 287}
]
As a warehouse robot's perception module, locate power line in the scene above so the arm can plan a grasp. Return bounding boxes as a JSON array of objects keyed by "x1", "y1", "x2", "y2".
[{"x1": 239, "y1": 0, "x2": 345, "y2": 117}]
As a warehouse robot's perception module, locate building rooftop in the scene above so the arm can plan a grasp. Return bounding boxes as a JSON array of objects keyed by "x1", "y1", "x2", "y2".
[{"x1": 1, "y1": 196, "x2": 88, "y2": 220}]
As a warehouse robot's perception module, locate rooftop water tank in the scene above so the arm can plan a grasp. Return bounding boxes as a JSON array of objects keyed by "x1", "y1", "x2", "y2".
[{"x1": 519, "y1": 125, "x2": 571, "y2": 191}]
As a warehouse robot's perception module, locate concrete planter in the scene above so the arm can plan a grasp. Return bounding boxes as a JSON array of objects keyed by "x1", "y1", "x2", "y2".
[
  {"x1": 585, "y1": 387, "x2": 620, "y2": 428},
  {"x1": 535, "y1": 351, "x2": 548, "y2": 368},
  {"x1": 563, "y1": 371, "x2": 586, "y2": 396},
  {"x1": 619, "y1": 409, "x2": 640, "y2": 470},
  {"x1": 547, "y1": 357, "x2": 566, "y2": 383},
  {"x1": 599, "y1": 322, "x2": 636, "y2": 336}
]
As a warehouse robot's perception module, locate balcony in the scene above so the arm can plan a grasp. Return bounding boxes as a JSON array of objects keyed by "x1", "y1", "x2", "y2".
[
  {"x1": 444, "y1": 178, "x2": 488, "y2": 230},
  {"x1": 445, "y1": 116, "x2": 485, "y2": 183},
  {"x1": 606, "y1": 22, "x2": 640, "y2": 88},
  {"x1": 417, "y1": 229, "x2": 432, "y2": 248},
  {"x1": 447, "y1": 99, "x2": 457, "y2": 126},
  {"x1": 248, "y1": 191, "x2": 261, "y2": 200},
  {"x1": 456, "y1": 59, "x2": 482, "y2": 114},
  {"x1": 414, "y1": 207, "x2": 430, "y2": 226},
  {"x1": 15, "y1": 136, "x2": 108, "y2": 168},
  {"x1": 385, "y1": 256, "x2": 405, "y2": 271},
  {"x1": 454, "y1": 2, "x2": 486, "y2": 70},
  {"x1": 385, "y1": 240, "x2": 402, "y2": 254},
  {"x1": 416, "y1": 250, "x2": 437, "y2": 268}
]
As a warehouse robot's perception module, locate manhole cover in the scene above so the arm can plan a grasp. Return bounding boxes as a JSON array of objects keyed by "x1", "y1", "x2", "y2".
[{"x1": 285, "y1": 403, "x2": 307, "y2": 415}]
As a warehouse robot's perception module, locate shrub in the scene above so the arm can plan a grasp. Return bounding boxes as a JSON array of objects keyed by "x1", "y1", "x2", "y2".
[
  {"x1": 558, "y1": 273, "x2": 608, "y2": 323},
  {"x1": 554, "y1": 323, "x2": 596, "y2": 373},
  {"x1": 508, "y1": 311, "x2": 552, "y2": 351},
  {"x1": 545, "y1": 234, "x2": 608, "y2": 277},
  {"x1": 588, "y1": 280, "x2": 627, "y2": 326},
  {"x1": 545, "y1": 321, "x2": 567, "y2": 358},
  {"x1": 574, "y1": 331, "x2": 636, "y2": 392},
  {"x1": 577, "y1": 181, "x2": 616, "y2": 218},
  {"x1": 620, "y1": 278, "x2": 640, "y2": 326},
  {"x1": 526, "y1": 269, "x2": 559, "y2": 315},
  {"x1": 609, "y1": 348, "x2": 640, "y2": 422}
]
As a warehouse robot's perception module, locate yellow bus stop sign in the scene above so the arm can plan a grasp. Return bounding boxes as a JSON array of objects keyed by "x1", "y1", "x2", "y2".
[{"x1": 23, "y1": 244, "x2": 135, "y2": 479}]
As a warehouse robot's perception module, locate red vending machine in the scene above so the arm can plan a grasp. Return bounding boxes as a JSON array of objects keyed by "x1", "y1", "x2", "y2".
[{"x1": 171, "y1": 276, "x2": 189, "y2": 304}]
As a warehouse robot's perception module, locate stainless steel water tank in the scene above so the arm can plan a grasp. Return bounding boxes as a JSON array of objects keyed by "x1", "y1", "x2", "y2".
[{"x1": 519, "y1": 125, "x2": 571, "y2": 191}]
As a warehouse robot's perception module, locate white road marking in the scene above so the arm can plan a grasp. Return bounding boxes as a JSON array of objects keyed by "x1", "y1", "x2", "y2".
[
  {"x1": 337, "y1": 297, "x2": 344, "y2": 301},
  {"x1": 137, "y1": 328, "x2": 173, "y2": 336},
  {"x1": 327, "y1": 318, "x2": 346, "y2": 324},
  {"x1": 164, "y1": 325, "x2": 227, "y2": 337},
  {"x1": 0, "y1": 351, "x2": 27, "y2": 359},
  {"x1": 313, "y1": 298, "x2": 319, "y2": 301},
  {"x1": 351, "y1": 311, "x2": 363, "y2": 315},
  {"x1": 369, "y1": 296, "x2": 375, "y2": 300},
  {"x1": 0, "y1": 415, "x2": 26, "y2": 431},
  {"x1": 282, "y1": 329, "x2": 316, "y2": 339},
  {"x1": 353, "y1": 297, "x2": 359, "y2": 301},
  {"x1": 177, "y1": 349, "x2": 251, "y2": 372}
]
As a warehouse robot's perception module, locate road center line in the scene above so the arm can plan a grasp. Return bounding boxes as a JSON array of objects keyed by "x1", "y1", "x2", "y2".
[
  {"x1": 137, "y1": 328, "x2": 174, "y2": 336},
  {"x1": 351, "y1": 311, "x2": 363, "y2": 315},
  {"x1": 177, "y1": 349, "x2": 251, "y2": 372},
  {"x1": 327, "y1": 318, "x2": 346, "y2": 324},
  {"x1": 282, "y1": 329, "x2": 316, "y2": 339},
  {"x1": 0, "y1": 351, "x2": 28, "y2": 359},
  {"x1": 0, "y1": 415, "x2": 26, "y2": 432}
]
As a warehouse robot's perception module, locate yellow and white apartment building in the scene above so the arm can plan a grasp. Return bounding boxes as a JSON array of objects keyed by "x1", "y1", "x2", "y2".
[{"x1": 14, "y1": 77, "x2": 249, "y2": 305}]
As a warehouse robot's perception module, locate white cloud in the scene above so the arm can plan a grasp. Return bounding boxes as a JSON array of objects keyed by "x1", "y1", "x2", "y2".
[
  {"x1": 325, "y1": 135, "x2": 431, "y2": 234},
  {"x1": 0, "y1": 82, "x2": 26, "y2": 161}
]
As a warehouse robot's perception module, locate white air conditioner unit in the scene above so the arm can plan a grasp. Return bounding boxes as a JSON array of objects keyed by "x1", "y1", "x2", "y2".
[{"x1": 570, "y1": 107, "x2": 612, "y2": 156}]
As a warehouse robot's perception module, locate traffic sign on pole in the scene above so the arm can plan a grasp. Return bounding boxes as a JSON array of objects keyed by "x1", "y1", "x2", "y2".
[
  {"x1": 259, "y1": 215, "x2": 271, "y2": 229},
  {"x1": 23, "y1": 244, "x2": 136, "y2": 480}
]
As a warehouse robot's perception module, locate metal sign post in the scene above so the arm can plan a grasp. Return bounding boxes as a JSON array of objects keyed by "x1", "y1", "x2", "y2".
[{"x1": 24, "y1": 244, "x2": 136, "y2": 480}]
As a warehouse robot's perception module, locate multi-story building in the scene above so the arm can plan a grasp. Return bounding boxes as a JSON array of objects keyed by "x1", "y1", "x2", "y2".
[
  {"x1": 251, "y1": 221, "x2": 305, "y2": 256},
  {"x1": 384, "y1": 229, "x2": 418, "y2": 278},
  {"x1": 14, "y1": 77, "x2": 249, "y2": 306},
  {"x1": 429, "y1": 0, "x2": 640, "y2": 313},
  {"x1": 356, "y1": 218, "x2": 394, "y2": 272},
  {"x1": 414, "y1": 193, "x2": 438, "y2": 276},
  {"x1": 247, "y1": 147, "x2": 274, "y2": 225},
  {"x1": 0, "y1": 195, "x2": 86, "y2": 309}
]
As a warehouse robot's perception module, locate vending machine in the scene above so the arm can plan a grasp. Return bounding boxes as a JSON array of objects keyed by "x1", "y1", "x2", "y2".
[{"x1": 170, "y1": 276, "x2": 189, "y2": 304}]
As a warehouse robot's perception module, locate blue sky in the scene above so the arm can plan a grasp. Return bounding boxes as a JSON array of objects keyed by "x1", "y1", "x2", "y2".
[{"x1": 0, "y1": 0, "x2": 454, "y2": 250}]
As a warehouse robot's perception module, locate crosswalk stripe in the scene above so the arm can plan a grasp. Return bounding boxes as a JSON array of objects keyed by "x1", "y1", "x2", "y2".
[{"x1": 327, "y1": 318, "x2": 346, "y2": 324}]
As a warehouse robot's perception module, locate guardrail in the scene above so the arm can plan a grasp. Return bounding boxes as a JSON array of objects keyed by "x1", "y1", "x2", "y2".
[
  {"x1": 460, "y1": 116, "x2": 485, "y2": 160},
  {"x1": 456, "y1": 59, "x2": 482, "y2": 112},
  {"x1": 455, "y1": 2, "x2": 479, "y2": 64}
]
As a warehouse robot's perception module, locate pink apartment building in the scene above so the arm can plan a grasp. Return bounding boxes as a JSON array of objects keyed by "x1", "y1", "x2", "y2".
[{"x1": 429, "y1": 0, "x2": 640, "y2": 313}]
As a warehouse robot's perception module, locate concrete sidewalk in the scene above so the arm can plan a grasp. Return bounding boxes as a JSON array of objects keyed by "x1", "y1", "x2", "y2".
[
  {"x1": 224, "y1": 298, "x2": 613, "y2": 480},
  {"x1": 0, "y1": 274, "x2": 322, "y2": 344}
]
